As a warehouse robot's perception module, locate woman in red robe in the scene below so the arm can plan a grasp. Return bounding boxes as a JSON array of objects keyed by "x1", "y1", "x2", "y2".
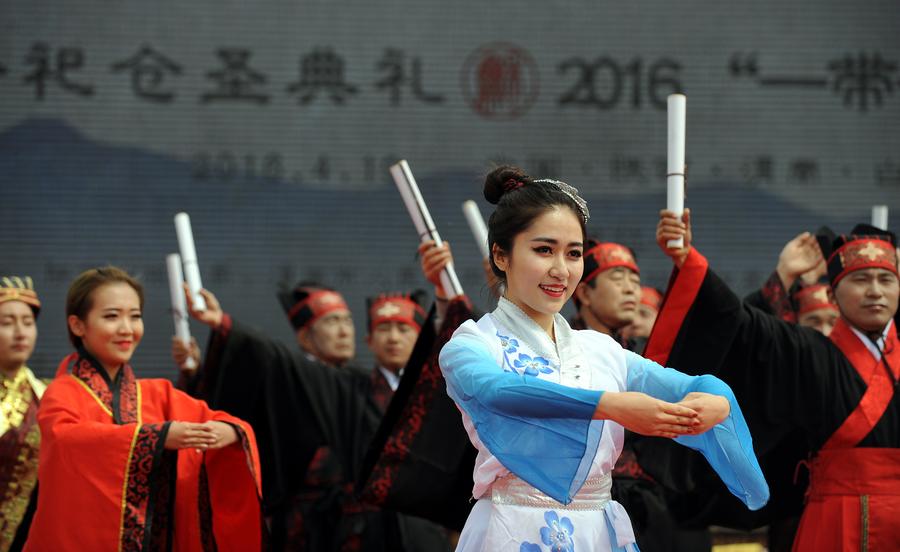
[{"x1": 24, "y1": 266, "x2": 264, "y2": 552}]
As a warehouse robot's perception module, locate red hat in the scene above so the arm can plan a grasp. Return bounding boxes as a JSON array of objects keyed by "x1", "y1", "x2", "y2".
[
  {"x1": 639, "y1": 287, "x2": 663, "y2": 311},
  {"x1": 582, "y1": 242, "x2": 640, "y2": 284},
  {"x1": 278, "y1": 285, "x2": 350, "y2": 330},
  {"x1": 794, "y1": 284, "x2": 838, "y2": 316},
  {"x1": 825, "y1": 225, "x2": 898, "y2": 287},
  {"x1": 0, "y1": 276, "x2": 41, "y2": 317},
  {"x1": 366, "y1": 291, "x2": 427, "y2": 334}
]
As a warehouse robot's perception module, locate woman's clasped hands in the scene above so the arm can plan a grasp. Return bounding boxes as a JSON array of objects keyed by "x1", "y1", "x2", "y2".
[
  {"x1": 164, "y1": 420, "x2": 239, "y2": 451},
  {"x1": 595, "y1": 390, "x2": 729, "y2": 439}
]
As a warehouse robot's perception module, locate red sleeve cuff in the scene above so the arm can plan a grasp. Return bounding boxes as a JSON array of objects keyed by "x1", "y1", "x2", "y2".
[
  {"x1": 450, "y1": 295, "x2": 473, "y2": 311},
  {"x1": 644, "y1": 248, "x2": 709, "y2": 365},
  {"x1": 761, "y1": 271, "x2": 797, "y2": 323},
  {"x1": 216, "y1": 313, "x2": 233, "y2": 338}
]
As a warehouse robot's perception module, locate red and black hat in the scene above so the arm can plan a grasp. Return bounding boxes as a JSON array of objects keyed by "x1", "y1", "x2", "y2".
[
  {"x1": 0, "y1": 276, "x2": 41, "y2": 317},
  {"x1": 639, "y1": 287, "x2": 663, "y2": 311},
  {"x1": 366, "y1": 290, "x2": 427, "y2": 334},
  {"x1": 794, "y1": 283, "x2": 838, "y2": 316},
  {"x1": 823, "y1": 224, "x2": 898, "y2": 287},
  {"x1": 582, "y1": 242, "x2": 640, "y2": 284},
  {"x1": 278, "y1": 284, "x2": 350, "y2": 331}
]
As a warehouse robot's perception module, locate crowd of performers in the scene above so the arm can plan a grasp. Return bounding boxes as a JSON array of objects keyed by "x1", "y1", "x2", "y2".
[{"x1": 0, "y1": 165, "x2": 896, "y2": 551}]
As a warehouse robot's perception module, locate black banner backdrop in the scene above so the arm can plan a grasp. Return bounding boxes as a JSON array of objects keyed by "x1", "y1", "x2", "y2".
[{"x1": 1, "y1": 0, "x2": 897, "y2": 377}]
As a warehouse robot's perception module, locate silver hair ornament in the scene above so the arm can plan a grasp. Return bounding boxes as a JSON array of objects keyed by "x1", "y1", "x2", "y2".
[{"x1": 533, "y1": 179, "x2": 590, "y2": 223}]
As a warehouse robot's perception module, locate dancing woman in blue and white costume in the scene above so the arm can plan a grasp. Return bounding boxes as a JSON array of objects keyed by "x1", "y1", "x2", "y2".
[{"x1": 439, "y1": 166, "x2": 769, "y2": 552}]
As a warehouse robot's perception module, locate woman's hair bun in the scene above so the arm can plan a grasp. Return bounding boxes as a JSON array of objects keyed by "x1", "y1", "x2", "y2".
[{"x1": 483, "y1": 165, "x2": 530, "y2": 205}]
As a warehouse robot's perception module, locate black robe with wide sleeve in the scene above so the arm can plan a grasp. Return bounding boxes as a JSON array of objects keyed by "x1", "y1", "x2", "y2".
[
  {"x1": 359, "y1": 298, "x2": 479, "y2": 532},
  {"x1": 639, "y1": 248, "x2": 900, "y2": 529},
  {"x1": 743, "y1": 270, "x2": 796, "y2": 322},
  {"x1": 196, "y1": 314, "x2": 450, "y2": 551}
]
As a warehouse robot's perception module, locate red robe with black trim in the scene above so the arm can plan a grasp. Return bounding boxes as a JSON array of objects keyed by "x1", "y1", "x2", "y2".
[
  {"x1": 643, "y1": 248, "x2": 900, "y2": 551},
  {"x1": 24, "y1": 350, "x2": 264, "y2": 552}
]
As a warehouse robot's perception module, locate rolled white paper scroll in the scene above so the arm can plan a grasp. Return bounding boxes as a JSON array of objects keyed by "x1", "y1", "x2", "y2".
[
  {"x1": 174, "y1": 212, "x2": 207, "y2": 311},
  {"x1": 166, "y1": 253, "x2": 196, "y2": 370},
  {"x1": 667, "y1": 94, "x2": 686, "y2": 249},
  {"x1": 872, "y1": 205, "x2": 889, "y2": 231},
  {"x1": 462, "y1": 200, "x2": 490, "y2": 260},
  {"x1": 390, "y1": 160, "x2": 464, "y2": 299}
]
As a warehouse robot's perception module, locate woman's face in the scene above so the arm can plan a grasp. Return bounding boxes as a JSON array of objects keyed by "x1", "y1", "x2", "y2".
[
  {"x1": 0, "y1": 301, "x2": 37, "y2": 372},
  {"x1": 493, "y1": 207, "x2": 584, "y2": 331},
  {"x1": 69, "y1": 283, "x2": 144, "y2": 369}
]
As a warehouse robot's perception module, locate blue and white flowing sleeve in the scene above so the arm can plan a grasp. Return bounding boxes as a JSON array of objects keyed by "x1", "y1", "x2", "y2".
[
  {"x1": 625, "y1": 350, "x2": 770, "y2": 510},
  {"x1": 439, "y1": 330, "x2": 604, "y2": 504}
]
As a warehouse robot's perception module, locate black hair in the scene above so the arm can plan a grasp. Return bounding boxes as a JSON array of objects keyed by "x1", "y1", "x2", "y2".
[
  {"x1": 66, "y1": 266, "x2": 144, "y2": 348},
  {"x1": 484, "y1": 165, "x2": 588, "y2": 288}
]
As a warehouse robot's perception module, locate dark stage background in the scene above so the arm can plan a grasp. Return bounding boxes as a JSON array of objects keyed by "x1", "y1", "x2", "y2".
[{"x1": 1, "y1": 1, "x2": 897, "y2": 377}]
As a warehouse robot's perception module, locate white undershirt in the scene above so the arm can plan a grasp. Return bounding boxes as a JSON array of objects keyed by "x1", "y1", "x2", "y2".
[
  {"x1": 849, "y1": 318, "x2": 894, "y2": 360},
  {"x1": 377, "y1": 365, "x2": 401, "y2": 391}
]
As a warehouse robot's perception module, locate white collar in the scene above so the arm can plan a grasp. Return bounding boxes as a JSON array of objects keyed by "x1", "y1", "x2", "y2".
[
  {"x1": 377, "y1": 365, "x2": 402, "y2": 391},
  {"x1": 848, "y1": 319, "x2": 894, "y2": 360},
  {"x1": 490, "y1": 296, "x2": 579, "y2": 365}
]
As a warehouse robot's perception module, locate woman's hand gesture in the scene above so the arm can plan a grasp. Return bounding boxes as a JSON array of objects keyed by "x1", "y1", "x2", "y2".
[
  {"x1": 201, "y1": 421, "x2": 239, "y2": 449},
  {"x1": 595, "y1": 391, "x2": 700, "y2": 439},
  {"x1": 165, "y1": 421, "x2": 239, "y2": 451},
  {"x1": 676, "y1": 392, "x2": 730, "y2": 434},
  {"x1": 164, "y1": 421, "x2": 217, "y2": 450}
]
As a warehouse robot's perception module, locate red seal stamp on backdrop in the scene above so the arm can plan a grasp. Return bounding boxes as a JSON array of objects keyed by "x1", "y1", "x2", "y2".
[{"x1": 461, "y1": 43, "x2": 539, "y2": 120}]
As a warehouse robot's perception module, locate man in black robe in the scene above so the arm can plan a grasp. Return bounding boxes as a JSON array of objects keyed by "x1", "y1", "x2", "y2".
[
  {"x1": 646, "y1": 208, "x2": 900, "y2": 550},
  {"x1": 358, "y1": 240, "x2": 482, "y2": 535},
  {"x1": 364, "y1": 291, "x2": 429, "y2": 412},
  {"x1": 184, "y1": 279, "x2": 451, "y2": 551},
  {"x1": 737, "y1": 231, "x2": 836, "y2": 550}
]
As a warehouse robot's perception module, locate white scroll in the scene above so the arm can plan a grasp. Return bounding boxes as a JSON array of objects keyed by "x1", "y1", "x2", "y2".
[
  {"x1": 462, "y1": 200, "x2": 490, "y2": 260},
  {"x1": 872, "y1": 205, "x2": 889, "y2": 230},
  {"x1": 390, "y1": 160, "x2": 464, "y2": 299},
  {"x1": 174, "y1": 212, "x2": 207, "y2": 311},
  {"x1": 166, "y1": 253, "x2": 196, "y2": 370},
  {"x1": 667, "y1": 94, "x2": 686, "y2": 249}
]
